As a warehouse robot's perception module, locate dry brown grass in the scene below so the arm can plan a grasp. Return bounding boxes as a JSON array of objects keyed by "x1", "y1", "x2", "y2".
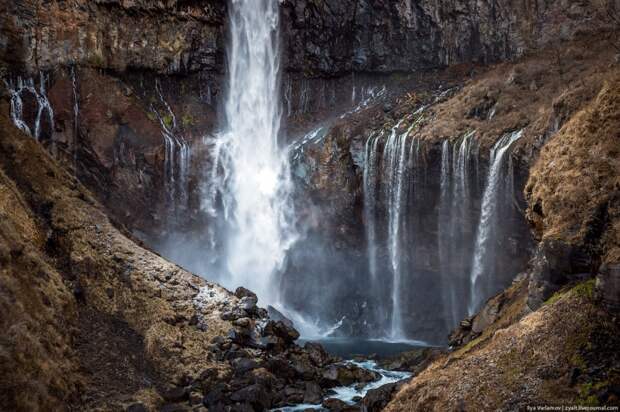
[
  {"x1": 0, "y1": 104, "x2": 234, "y2": 411},
  {"x1": 385, "y1": 281, "x2": 619, "y2": 411},
  {"x1": 526, "y1": 73, "x2": 620, "y2": 264}
]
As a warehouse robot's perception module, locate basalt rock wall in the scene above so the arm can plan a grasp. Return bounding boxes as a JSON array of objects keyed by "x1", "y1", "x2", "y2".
[{"x1": 1, "y1": 0, "x2": 616, "y2": 235}]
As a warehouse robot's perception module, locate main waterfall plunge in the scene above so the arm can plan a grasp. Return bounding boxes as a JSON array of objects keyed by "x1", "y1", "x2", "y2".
[{"x1": 202, "y1": 0, "x2": 296, "y2": 304}]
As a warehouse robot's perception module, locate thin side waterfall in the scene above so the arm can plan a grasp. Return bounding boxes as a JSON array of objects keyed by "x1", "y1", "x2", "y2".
[
  {"x1": 363, "y1": 131, "x2": 382, "y2": 284},
  {"x1": 363, "y1": 118, "x2": 419, "y2": 340},
  {"x1": 206, "y1": 0, "x2": 296, "y2": 303},
  {"x1": 151, "y1": 80, "x2": 192, "y2": 221},
  {"x1": 468, "y1": 129, "x2": 523, "y2": 314},
  {"x1": 6, "y1": 73, "x2": 54, "y2": 140},
  {"x1": 71, "y1": 66, "x2": 80, "y2": 173},
  {"x1": 387, "y1": 127, "x2": 410, "y2": 340},
  {"x1": 437, "y1": 132, "x2": 478, "y2": 329},
  {"x1": 438, "y1": 139, "x2": 455, "y2": 329}
]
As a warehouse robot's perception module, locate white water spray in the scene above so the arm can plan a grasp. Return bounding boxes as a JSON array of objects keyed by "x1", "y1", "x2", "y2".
[{"x1": 209, "y1": 0, "x2": 296, "y2": 304}]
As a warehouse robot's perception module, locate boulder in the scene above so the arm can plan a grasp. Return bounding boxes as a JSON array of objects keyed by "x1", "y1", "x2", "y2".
[
  {"x1": 263, "y1": 320, "x2": 300, "y2": 343},
  {"x1": 230, "y1": 384, "x2": 272, "y2": 410},
  {"x1": 304, "y1": 342, "x2": 331, "y2": 367},
  {"x1": 321, "y1": 364, "x2": 379, "y2": 387},
  {"x1": 232, "y1": 358, "x2": 260, "y2": 375},
  {"x1": 221, "y1": 307, "x2": 247, "y2": 321},
  {"x1": 126, "y1": 403, "x2": 148, "y2": 412},
  {"x1": 161, "y1": 386, "x2": 189, "y2": 403},
  {"x1": 303, "y1": 381, "x2": 322, "y2": 404},
  {"x1": 527, "y1": 239, "x2": 592, "y2": 310},
  {"x1": 322, "y1": 398, "x2": 359, "y2": 411},
  {"x1": 361, "y1": 380, "x2": 407, "y2": 411},
  {"x1": 239, "y1": 296, "x2": 258, "y2": 313},
  {"x1": 267, "y1": 305, "x2": 295, "y2": 329},
  {"x1": 235, "y1": 287, "x2": 257, "y2": 300},
  {"x1": 281, "y1": 385, "x2": 305, "y2": 404}
]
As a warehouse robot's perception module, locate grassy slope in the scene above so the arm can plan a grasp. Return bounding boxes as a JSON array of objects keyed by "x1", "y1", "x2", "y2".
[
  {"x1": 386, "y1": 280, "x2": 620, "y2": 411},
  {"x1": 0, "y1": 103, "x2": 234, "y2": 411}
]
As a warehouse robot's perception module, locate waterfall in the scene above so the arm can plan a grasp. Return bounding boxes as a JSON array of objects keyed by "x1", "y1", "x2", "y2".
[
  {"x1": 468, "y1": 129, "x2": 523, "y2": 314},
  {"x1": 151, "y1": 80, "x2": 192, "y2": 221},
  {"x1": 437, "y1": 132, "x2": 478, "y2": 330},
  {"x1": 6, "y1": 73, "x2": 54, "y2": 140},
  {"x1": 363, "y1": 117, "x2": 421, "y2": 340},
  {"x1": 384, "y1": 122, "x2": 408, "y2": 339},
  {"x1": 363, "y1": 131, "x2": 382, "y2": 284},
  {"x1": 438, "y1": 139, "x2": 456, "y2": 329},
  {"x1": 207, "y1": 0, "x2": 296, "y2": 303},
  {"x1": 71, "y1": 66, "x2": 80, "y2": 173}
]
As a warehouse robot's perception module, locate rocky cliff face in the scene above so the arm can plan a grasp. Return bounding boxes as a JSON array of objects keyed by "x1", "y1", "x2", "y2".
[
  {"x1": 1, "y1": 0, "x2": 225, "y2": 74},
  {"x1": 281, "y1": 0, "x2": 615, "y2": 75},
  {"x1": 284, "y1": 33, "x2": 619, "y2": 342},
  {"x1": 2, "y1": 0, "x2": 617, "y2": 236}
]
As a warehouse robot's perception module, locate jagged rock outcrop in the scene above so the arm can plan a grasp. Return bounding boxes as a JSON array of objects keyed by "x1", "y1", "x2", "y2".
[
  {"x1": 281, "y1": 0, "x2": 618, "y2": 75},
  {"x1": 1, "y1": 0, "x2": 226, "y2": 74},
  {"x1": 526, "y1": 72, "x2": 620, "y2": 309}
]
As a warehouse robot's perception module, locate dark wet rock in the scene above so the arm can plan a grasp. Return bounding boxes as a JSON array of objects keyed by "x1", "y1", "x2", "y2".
[
  {"x1": 232, "y1": 358, "x2": 260, "y2": 375},
  {"x1": 247, "y1": 367, "x2": 278, "y2": 388},
  {"x1": 282, "y1": 385, "x2": 305, "y2": 404},
  {"x1": 378, "y1": 348, "x2": 442, "y2": 374},
  {"x1": 303, "y1": 381, "x2": 323, "y2": 404},
  {"x1": 528, "y1": 239, "x2": 593, "y2": 310},
  {"x1": 230, "y1": 403, "x2": 254, "y2": 412},
  {"x1": 230, "y1": 384, "x2": 272, "y2": 410},
  {"x1": 225, "y1": 349, "x2": 251, "y2": 360},
  {"x1": 290, "y1": 353, "x2": 318, "y2": 380},
  {"x1": 259, "y1": 334, "x2": 283, "y2": 350},
  {"x1": 233, "y1": 317, "x2": 253, "y2": 329},
  {"x1": 211, "y1": 336, "x2": 227, "y2": 346},
  {"x1": 322, "y1": 363, "x2": 379, "y2": 387},
  {"x1": 263, "y1": 320, "x2": 300, "y2": 343},
  {"x1": 221, "y1": 307, "x2": 247, "y2": 321},
  {"x1": 304, "y1": 342, "x2": 331, "y2": 367},
  {"x1": 267, "y1": 305, "x2": 295, "y2": 329},
  {"x1": 266, "y1": 356, "x2": 297, "y2": 380},
  {"x1": 126, "y1": 403, "x2": 148, "y2": 412},
  {"x1": 361, "y1": 380, "x2": 407, "y2": 412},
  {"x1": 322, "y1": 398, "x2": 359, "y2": 411},
  {"x1": 239, "y1": 296, "x2": 258, "y2": 313},
  {"x1": 160, "y1": 404, "x2": 190, "y2": 412},
  {"x1": 235, "y1": 287, "x2": 257, "y2": 300},
  {"x1": 203, "y1": 383, "x2": 229, "y2": 408},
  {"x1": 162, "y1": 386, "x2": 189, "y2": 403}
]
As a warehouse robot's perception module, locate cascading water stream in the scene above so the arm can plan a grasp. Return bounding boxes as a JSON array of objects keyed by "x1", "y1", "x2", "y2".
[
  {"x1": 6, "y1": 73, "x2": 55, "y2": 140},
  {"x1": 71, "y1": 66, "x2": 80, "y2": 173},
  {"x1": 363, "y1": 118, "x2": 422, "y2": 340},
  {"x1": 206, "y1": 0, "x2": 296, "y2": 304},
  {"x1": 468, "y1": 129, "x2": 523, "y2": 314},
  {"x1": 437, "y1": 132, "x2": 477, "y2": 329}
]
